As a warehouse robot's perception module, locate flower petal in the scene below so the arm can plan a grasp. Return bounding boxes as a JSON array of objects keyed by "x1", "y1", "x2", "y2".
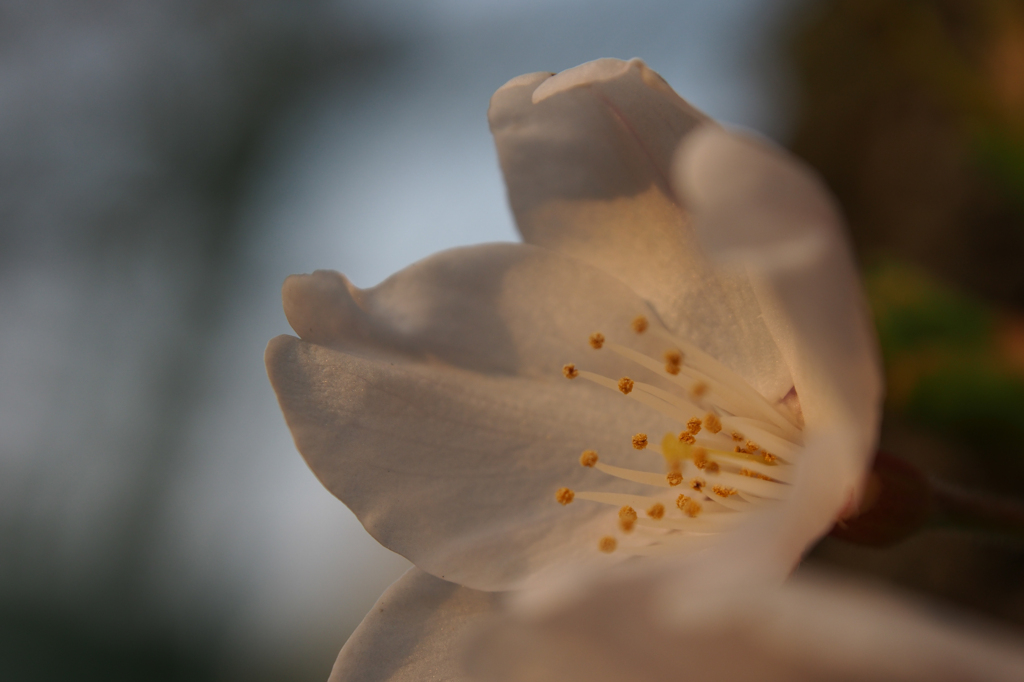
[
  {"x1": 280, "y1": 243, "x2": 672, "y2": 380},
  {"x1": 488, "y1": 59, "x2": 794, "y2": 401},
  {"x1": 267, "y1": 244, "x2": 685, "y2": 591},
  {"x1": 674, "y1": 127, "x2": 884, "y2": 550},
  {"x1": 330, "y1": 567, "x2": 500, "y2": 682},
  {"x1": 466, "y1": 567, "x2": 1024, "y2": 682}
]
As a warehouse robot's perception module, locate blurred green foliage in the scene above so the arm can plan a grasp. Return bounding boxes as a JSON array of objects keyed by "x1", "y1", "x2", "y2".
[{"x1": 866, "y1": 259, "x2": 1024, "y2": 471}]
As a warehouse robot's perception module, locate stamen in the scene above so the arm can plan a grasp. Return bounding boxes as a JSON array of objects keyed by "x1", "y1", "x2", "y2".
[
  {"x1": 646, "y1": 503, "x2": 665, "y2": 520},
  {"x1": 558, "y1": 312, "x2": 804, "y2": 555},
  {"x1": 704, "y1": 471, "x2": 789, "y2": 500},
  {"x1": 647, "y1": 325, "x2": 802, "y2": 434},
  {"x1": 599, "y1": 346, "x2": 786, "y2": 442},
  {"x1": 612, "y1": 348, "x2": 759, "y2": 435},
  {"x1": 664, "y1": 349, "x2": 683, "y2": 375},
  {"x1": 676, "y1": 494, "x2": 702, "y2": 518},
  {"x1": 593, "y1": 462, "x2": 669, "y2": 487},
  {"x1": 578, "y1": 371, "x2": 693, "y2": 423},
  {"x1": 618, "y1": 506, "x2": 637, "y2": 532},
  {"x1": 705, "y1": 491, "x2": 749, "y2": 512},
  {"x1": 727, "y1": 458, "x2": 790, "y2": 482},
  {"x1": 575, "y1": 491, "x2": 666, "y2": 509},
  {"x1": 694, "y1": 442, "x2": 790, "y2": 471},
  {"x1": 629, "y1": 386, "x2": 692, "y2": 423},
  {"x1": 630, "y1": 380, "x2": 700, "y2": 418},
  {"x1": 725, "y1": 417, "x2": 803, "y2": 453},
  {"x1": 632, "y1": 516, "x2": 737, "y2": 533},
  {"x1": 740, "y1": 468, "x2": 775, "y2": 482}
]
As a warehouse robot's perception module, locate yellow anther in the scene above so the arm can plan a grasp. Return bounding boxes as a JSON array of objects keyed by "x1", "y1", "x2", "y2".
[
  {"x1": 579, "y1": 450, "x2": 599, "y2": 467},
  {"x1": 745, "y1": 440, "x2": 760, "y2": 454},
  {"x1": 647, "y1": 503, "x2": 665, "y2": 520},
  {"x1": 706, "y1": 461, "x2": 720, "y2": 474},
  {"x1": 686, "y1": 417, "x2": 702, "y2": 435},
  {"x1": 690, "y1": 477, "x2": 705, "y2": 492},
  {"x1": 556, "y1": 487, "x2": 575, "y2": 505},
  {"x1": 693, "y1": 448, "x2": 709, "y2": 469},
  {"x1": 632, "y1": 433, "x2": 648, "y2": 450},
  {"x1": 598, "y1": 536, "x2": 618, "y2": 553},
  {"x1": 678, "y1": 432, "x2": 695, "y2": 445},
  {"x1": 618, "y1": 505, "x2": 637, "y2": 533},
  {"x1": 562, "y1": 364, "x2": 579, "y2": 379},
  {"x1": 664, "y1": 349, "x2": 682, "y2": 375},
  {"x1": 763, "y1": 452, "x2": 778, "y2": 464},
  {"x1": 677, "y1": 494, "x2": 702, "y2": 517},
  {"x1": 712, "y1": 485, "x2": 737, "y2": 498},
  {"x1": 691, "y1": 381, "x2": 708, "y2": 397},
  {"x1": 589, "y1": 332, "x2": 605, "y2": 349},
  {"x1": 618, "y1": 377, "x2": 634, "y2": 394},
  {"x1": 740, "y1": 468, "x2": 773, "y2": 481},
  {"x1": 666, "y1": 471, "x2": 683, "y2": 486},
  {"x1": 632, "y1": 316, "x2": 649, "y2": 334},
  {"x1": 734, "y1": 445, "x2": 744, "y2": 453},
  {"x1": 731, "y1": 431, "x2": 744, "y2": 442},
  {"x1": 703, "y1": 413, "x2": 722, "y2": 434}
]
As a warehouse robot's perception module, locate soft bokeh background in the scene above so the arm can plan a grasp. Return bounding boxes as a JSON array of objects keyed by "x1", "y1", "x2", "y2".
[{"x1": 2, "y1": 0, "x2": 1023, "y2": 680}]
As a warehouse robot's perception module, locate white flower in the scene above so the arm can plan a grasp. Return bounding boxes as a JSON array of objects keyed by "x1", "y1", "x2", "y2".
[{"x1": 265, "y1": 58, "x2": 883, "y2": 679}]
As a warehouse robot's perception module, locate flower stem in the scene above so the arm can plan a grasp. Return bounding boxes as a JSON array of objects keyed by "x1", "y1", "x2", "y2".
[
  {"x1": 929, "y1": 479, "x2": 1024, "y2": 542},
  {"x1": 830, "y1": 451, "x2": 1024, "y2": 546}
]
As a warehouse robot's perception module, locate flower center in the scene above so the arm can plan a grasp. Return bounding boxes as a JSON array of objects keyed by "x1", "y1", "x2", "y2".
[{"x1": 556, "y1": 315, "x2": 804, "y2": 555}]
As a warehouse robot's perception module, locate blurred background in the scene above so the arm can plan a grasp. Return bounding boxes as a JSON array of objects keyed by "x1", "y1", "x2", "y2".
[{"x1": 2, "y1": 0, "x2": 1023, "y2": 679}]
